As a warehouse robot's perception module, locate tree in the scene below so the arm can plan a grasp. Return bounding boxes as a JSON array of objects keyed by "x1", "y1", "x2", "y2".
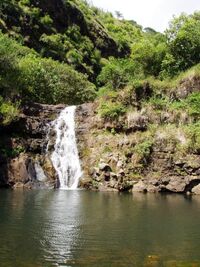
[
  {"x1": 131, "y1": 33, "x2": 167, "y2": 77},
  {"x1": 19, "y1": 55, "x2": 96, "y2": 104},
  {"x1": 165, "y1": 12, "x2": 200, "y2": 73},
  {"x1": 97, "y1": 57, "x2": 143, "y2": 90}
]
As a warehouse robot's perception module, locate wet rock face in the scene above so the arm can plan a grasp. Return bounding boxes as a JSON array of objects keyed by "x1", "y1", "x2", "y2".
[
  {"x1": 81, "y1": 151, "x2": 200, "y2": 194},
  {"x1": 5, "y1": 154, "x2": 56, "y2": 189},
  {"x1": 80, "y1": 147, "x2": 200, "y2": 194},
  {"x1": 0, "y1": 103, "x2": 63, "y2": 189}
]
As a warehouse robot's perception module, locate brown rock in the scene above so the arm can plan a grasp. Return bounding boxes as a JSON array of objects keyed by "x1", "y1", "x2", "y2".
[
  {"x1": 165, "y1": 177, "x2": 186, "y2": 193},
  {"x1": 7, "y1": 154, "x2": 34, "y2": 184},
  {"x1": 13, "y1": 182, "x2": 24, "y2": 189},
  {"x1": 132, "y1": 181, "x2": 147, "y2": 193},
  {"x1": 192, "y1": 184, "x2": 200, "y2": 195}
]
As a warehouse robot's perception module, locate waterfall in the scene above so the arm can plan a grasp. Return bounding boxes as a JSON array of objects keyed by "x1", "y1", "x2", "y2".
[{"x1": 48, "y1": 106, "x2": 82, "y2": 190}]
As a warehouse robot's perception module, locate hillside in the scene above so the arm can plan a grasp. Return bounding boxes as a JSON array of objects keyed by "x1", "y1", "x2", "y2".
[
  {"x1": 0, "y1": 0, "x2": 200, "y2": 193},
  {"x1": 0, "y1": 0, "x2": 132, "y2": 80}
]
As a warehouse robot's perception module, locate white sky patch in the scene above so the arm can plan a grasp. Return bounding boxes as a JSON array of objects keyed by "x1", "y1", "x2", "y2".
[{"x1": 90, "y1": 0, "x2": 200, "y2": 32}]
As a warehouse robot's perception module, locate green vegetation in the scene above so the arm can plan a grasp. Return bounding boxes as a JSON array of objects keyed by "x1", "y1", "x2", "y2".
[
  {"x1": 18, "y1": 53, "x2": 96, "y2": 104},
  {"x1": 0, "y1": 31, "x2": 95, "y2": 105},
  {"x1": 0, "y1": 0, "x2": 200, "y2": 144},
  {"x1": 98, "y1": 101, "x2": 126, "y2": 120},
  {"x1": 97, "y1": 58, "x2": 144, "y2": 90},
  {"x1": 134, "y1": 140, "x2": 153, "y2": 158},
  {"x1": 164, "y1": 12, "x2": 200, "y2": 76},
  {"x1": 184, "y1": 123, "x2": 200, "y2": 153},
  {"x1": 1, "y1": 146, "x2": 25, "y2": 158},
  {"x1": 0, "y1": 97, "x2": 20, "y2": 125}
]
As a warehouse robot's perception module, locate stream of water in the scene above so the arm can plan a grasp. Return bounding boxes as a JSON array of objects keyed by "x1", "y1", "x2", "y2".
[{"x1": 49, "y1": 106, "x2": 82, "y2": 190}]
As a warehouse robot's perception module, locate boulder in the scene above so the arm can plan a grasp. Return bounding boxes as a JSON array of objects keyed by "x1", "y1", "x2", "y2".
[
  {"x1": 7, "y1": 154, "x2": 35, "y2": 184},
  {"x1": 35, "y1": 162, "x2": 48, "y2": 182},
  {"x1": 165, "y1": 177, "x2": 186, "y2": 193},
  {"x1": 147, "y1": 185, "x2": 159, "y2": 193},
  {"x1": 5, "y1": 153, "x2": 56, "y2": 189},
  {"x1": 192, "y1": 184, "x2": 200, "y2": 195},
  {"x1": 132, "y1": 181, "x2": 147, "y2": 193}
]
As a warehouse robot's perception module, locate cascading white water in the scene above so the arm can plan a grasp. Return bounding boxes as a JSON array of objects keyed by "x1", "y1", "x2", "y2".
[{"x1": 49, "y1": 106, "x2": 82, "y2": 190}]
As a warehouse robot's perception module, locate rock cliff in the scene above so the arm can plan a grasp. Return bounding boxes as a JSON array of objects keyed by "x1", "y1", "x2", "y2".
[
  {"x1": 76, "y1": 103, "x2": 200, "y2": 195},
  {"x1": 76, "y1": 75, "x2": 200, "y2": 195},
  {"x1": 0, "y1": 103, "x2": 64, "y2": 189},
  {"x1": 0, "y1": 76, "x2": 200, "y2": 194}
]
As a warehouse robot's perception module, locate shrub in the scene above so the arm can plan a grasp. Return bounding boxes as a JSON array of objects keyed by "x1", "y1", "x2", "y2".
[
  {"x1": 40, "y1": 14, "x2": 53, "y2": 27},
  {"x1": 19, "y1": 54, "x2": 96, "y2": 104},
  {"x1": 98, "y1": 102, "x2": 126, "y2": 120},
  {"x1": 0, "y1": 32, "x2": 35, "y2": 97},
  {"x1": 131, "y1": 33, "x2": 168, "y2": 77},
  {"x1": 134, "y1": 140, "x2": 153, "y2": 159},
  {"x1": 184, "y1": 123, "x2": 200, "y2": 153},
  {"x1": 0, "y1": 32, "x2": 96, "y2": 106},
  {"x1": 97, "y1": 57, "x2": 144, "y2": 90},
  {"x1": 0, "y1": 97, "x2": 20, "y2": 125},
  {"x1": 148, "y1": 96, "x2": 169, "y2": 110},
  {"x1": 186, "y1": 93, "x2": 200, "y2": 119},
  {"x1": 0, "y1": 146, "x2": 25, "y2": 158},
  {"x1": 168, "y1": 92, "x2": 200, "y2": 120}
]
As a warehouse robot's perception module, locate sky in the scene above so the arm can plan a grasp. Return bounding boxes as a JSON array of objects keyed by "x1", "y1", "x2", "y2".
[{"x1": 90, "y1": 0, "x2": 200, "y2": 32}]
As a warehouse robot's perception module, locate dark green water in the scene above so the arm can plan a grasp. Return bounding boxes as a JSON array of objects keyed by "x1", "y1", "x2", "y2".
[{"x1": 1, "y1": 190, "x2": 200, "y2": 267}]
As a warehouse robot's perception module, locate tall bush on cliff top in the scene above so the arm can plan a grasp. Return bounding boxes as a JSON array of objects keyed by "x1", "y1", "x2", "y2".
[
  {"x1": 162, "y1": 12, "x2": 200, "y2": 77},
  {"x1": 131, "y1": 32, "x2": 167, "y2": 77},
  {"x1": 97, "y1": 57, "x2": 144, "y2": 90},
  {"x1": 19, "y1": 54, "x2": 96, "y2": 104},
  {"x1": 0, "y1": 32, "x2": 96, "y2": 105}
]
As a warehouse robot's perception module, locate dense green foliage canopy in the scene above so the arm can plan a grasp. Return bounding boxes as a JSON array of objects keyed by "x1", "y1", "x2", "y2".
[
  {"x1": 0, "y1": 0, "x2": 199, "y2": 123},
  {"x1": 0, "y1": 32, "x2": 96, "y2": 104}
]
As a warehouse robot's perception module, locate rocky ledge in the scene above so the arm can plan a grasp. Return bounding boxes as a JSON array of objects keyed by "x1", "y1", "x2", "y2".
[
  {"x1": 76, "y1": 104, "x2": 200, "y2": 195},
  {"x1": 0, "y1": 100, "x2": 200, "y2": 195}
]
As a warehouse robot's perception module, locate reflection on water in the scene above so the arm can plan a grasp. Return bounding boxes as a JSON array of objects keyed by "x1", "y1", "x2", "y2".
[
  {"x1": 42, "y1": 191, "x2": 82, "y2": 265},
  {"x1": 0, "y1": 190, "x2": 200, "y2": 266}
]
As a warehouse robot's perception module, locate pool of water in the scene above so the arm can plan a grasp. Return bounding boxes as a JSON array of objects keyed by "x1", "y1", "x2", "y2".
[{"x1": 0, "y1": 190, "x2": 200, "y2": 267}]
